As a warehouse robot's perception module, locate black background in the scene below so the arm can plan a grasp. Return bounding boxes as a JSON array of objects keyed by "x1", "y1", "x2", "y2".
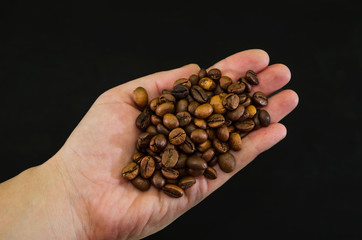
[{"x1": 1, "y1": 1, "x2": 362, "y2": 239}]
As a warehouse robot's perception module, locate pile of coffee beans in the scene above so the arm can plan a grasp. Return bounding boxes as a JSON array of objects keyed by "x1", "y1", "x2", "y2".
[{"x1": 122, "y1": 68, "x2": 271, "y2": 198}]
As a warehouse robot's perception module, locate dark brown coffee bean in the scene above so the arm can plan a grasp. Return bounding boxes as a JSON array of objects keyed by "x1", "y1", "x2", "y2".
[
  {"x1": 140, "y1": 156, "x2": 155, "y2": 178},
  {"x1": 135, "y1": 106, "x2": 151, "y2": 130},
  {"x1": 162, "y1": 184, "x2": 184, "y2": 198},
  {"x1": 166, "y1": 179, "x2": 180, "y2": 185},
  {"x1": 216, "y1": 124, "x2": 229, "y2": 142},
  {"x1": 189, "y1": 74, "x2": 200, "y2": 85},
  {"x1": 122, "y1": 162, "x2": 139, "y2": 180},
  {"x1": 179, "y1": 136, "x2": 196, "y2": 154},
  {"x1": 146, "y1": 125, "x2": 157, "y2": 136},
  {"x1": 172, "y1": 84, "x2": 189, "y2": 99},
  {"x1": 197, "y1": 139, "x2": 212, "y2": 153},
  {"x1": 186, "y1": 93, "x2": 195, "y2": 102},
  {"x1": 241, "y1": 96, "x2": 252, "y2": 107},
  {"x1": 149, "y1": 134, "x2": 167, "y2": 152},
  {"x1": 186, "y1": 155, "x2": 207, "y2": 170},
  {"x1": 235, "y1": 119, "x2": 255, "y2": 132},
  {"x1": 194, "y1": 118, "x2": 207, "y2": 129},
  {"x1": 190, "y1": 85, "x2": 208, "y2": 103},
  {"x1": 155, "y1": 102, "x2": 175, "y2": 117},
  {"x1": 222, "y1": 93, "x2": 239, "y2": 110},
  {"x1": 168, "y1": 128, "x2": 187, "y2": 145},
  {"x1": 213, "y1": 84, "x2": 224, "y2": 95},
  {"x1": 227, "y1": 105, "x2": 245, "y2": 121},
  {"x1": 227, "y1": 81, "x2": 245, "y2": 94},
  {"x1": 175, "y1": 99, "x2": 189, "y2": 113},
  {"x1": 131, "y1": 176, "x2": 151, "y2": 191},
  {"x1": 219, "y1": 76, "x2": 233, "y2": 89},
  {"x1": 240, "y1": 77, "x2": 252, "y2": 93},
  {"x1": 161, "y1": 167, "x2": 179, "y2": 179},
  {"x1": 159, "y1": 93, "x2": 176, "y2": 104},
  {"x1": 184, "y1": 122, "x2": 197, "y2": 136},
  {"x1": 154, "y1": 156, "x2": 162, "y2": 169},
  {"x1": 207, "y1": 68, "x2": 222, "y2": 81},
  {"x1": 206, "y1": 128, "x2": 216, "y2": 140},
  {"x1": 136, "y1": 132, "x2": 153, "y2": 151},
  {"x1": 194, "y1": 103, "x2": 214, "y2": 119},
  {"x1": 252, "y1": 110, "x2": 261, "y2": 130},
  {"x1": 229, "y1": 132, "x2": 242, "y2": 151},
  {"x1": 245, "y1": 70, "x2": 259, "y2": 85},
  {"x1": 161, "y1": 148, "x2": 179, "y2": 168},
  {"x1": 204, "y1": 166, "x2": 217, "y2": 179},
  {"x1": 133, "y1": 87, "x2": 148, "y2": 109},
  {"x1": 252, "y1": 91, "x2": 268, "y2": 107},
  {"x1": 132, "y1": 152, "x2": 144, "y2": 164},
  {"x1": 176, "y1": 111, "x2": 192, "y2": 127},
  {"x1": 207, "y1": 114, "x2": 225, "y2": 128},
  {"x1": 174, "y1": 78, "x2": 191, "y2": 89},
  {"x1": 213, "y1": 138, "x2": 229, "y2": 153},
  {"x1": 175, "y1": 153, "x2": 187, "y2": 169},
  {"x1": 201, "y1": 148, "x2": 215, "y2": 162},
  {"x1": 198, "y1": 68, "x2": 208, "y2": 79},
  {"x1": 178, "y1": 176, "x2": 196, "y2": 189},
  {"x1": 208, "y1": 156, "x2": 218, "y2": 167},
  {"x1": 238, "y1": 93, "x2": 248, "y2": 104},
  {"x1": 163, "y1": 113, "x2": 179, "y2": 130},
  {"x1": 187, "y1": 168, "x2": 205, "y2": 177},
  {"x1": 149, "y1": 97, "x2": 160, "y2": 111},
  {"x1": 259, "y1": 109, "x2": 271, "y2": 127},
  {"x1": 151, "y1": 114, "x2": 162, "y2": 126},
  {"x1": 187, "y1": 101, "x2": 200, "y2": 116},
  {"x1": 190, "y1": 128, "x2": 208, "y2": 144},
  {"x1": 156, "y1": 123, "x2": 170, "y2": 135},
  {"x1": 210, "y1": 95, "x2": 226, "y2": 114},
  {"x1": 218, "y1": 152, "x2": 236, "y2": 173},
  {"x1": 199, "y1": 77, "x2": 216, "y2": 90},
  {"x1": 151, "y1": 171, "x2": 166, "y2": 189}
]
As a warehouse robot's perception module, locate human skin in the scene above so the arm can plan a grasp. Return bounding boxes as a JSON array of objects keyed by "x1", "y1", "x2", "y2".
[{"x1": 0, "y1": 49, "x2": 299, "y2": 240}]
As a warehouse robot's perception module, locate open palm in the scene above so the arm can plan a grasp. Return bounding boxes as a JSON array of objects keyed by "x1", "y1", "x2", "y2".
[{"x1": 51, "y1": 49, "x2": 298, "y2": 239}]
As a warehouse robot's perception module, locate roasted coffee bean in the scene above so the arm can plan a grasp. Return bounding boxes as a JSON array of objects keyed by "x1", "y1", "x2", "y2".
[
  {"x1": 199, "y1": 77, "x2": 216, "y2": 90},
  {"x1": 227, "y1": 125, "x2": 236, "y2": 133},
  {"x1": 219, "y1": 76, "x2": 233, "y2": 89},
  {"x1": 194, "y1": 103, "x2": 214, "y2": 119},
  {"x1": 201, "y1": 147, "x2": 216, "y2": 162},
  {"x1": 155, "y1": 102, "x2": 175, "y2": 117},
  {"x1": 139, "y1": 156, "x2": 155, "y2": 178},
  {"x1": 178, "y1": 176, "x2": 196, "y2": 189},
  {"x1": 238, "y1": 109, "x2": 250, "y2": 122},
  {"x1": 175, "y1": 99, "x2": 189, "y2": 113},
  {"x1": 216, "y1": 124, "x2": 229, "y2": 142},
  {"x1": 213, "y1": 84, "x2": 224, "y2": 94},
  {"x1": 176, "y1": 111, "x2": 192, "y2": 127},
  {"x1": 208, "y1": 156, "x2": 218, "y2": 167},
  {"x1": 146, "y1": 125, "x2": 157, "y2": 136},
  {"x1": 252, "y1": 110, "x2": 261, "y2": 130},
  {"x1": 156, "y1": 123, "x2": 170, "y2": 135},
  {"x1": 136, "y1": 132, "x2": 153, "y2": 150},
  {"x1": 166, "y1": 179, "x2": 179, "y2": 185},
  {"x1": 189, "y1": 74, "x2": 199, "y2": 85},
  {"x1": 174, "y1": 78, "x2": 191, "y2": 89},
  {"x1": 149, "y1": 134, "x2": 167, "y2": 152},
  {"x1": 186, "y1": 156, "x2": 207, "y2": 170},
  {"x1": 132, "y1": 152, "x2": 144, "y2": 164},
  {"x1": 172, "y1": 84, "x2": 189, "y2": 99},
  {"x1": 204, "y1": 166, "x2": 217, "y2": 179},
  {"x1": 245, "y1": 70, "x2": 259, "y2": 85},
  {"x1": 206, "y1": 128, "x2": 216, "y2": 140},
  {"x1": 210, "y1": 95, "x2": 226, "y2": 114},
  {"x1": 246, "y1": 105, "x2": 257, "y2": 118},
  {"x1": 149, "y1": 97, "x2": 160, "y2": 111},
  {"x1": 131, "y1": 176, "x2": 151, "y2": 191},
  {"x1": 207, "y1": 68, "x2": 222, "y2": 81},
  {"x1": 190, "y1": 128, "x2": 208, "y2": 144},
  {"x1": 162, "y1": 184, "x2": 184, "y2": 198},
  {"x1": 241, "y1": 96, "x2": 252, "y2": 107},
  {"x1": 133, "y1": 87, "x2": 148, "y2": 109},
  {"x1": 229, "y1": 132, "x2": 242, "y2": 151},
  {"x1": 252, "y1": 91, "x2": 268, "y2": 107},
  {"x1": 240, "y1": 77, "x2": 252, "y2": 93},
  {"x1": 184, "y1": 122, "x2": 197, "y2": 136},
  {"x1": 187, "y1": 101, "x2": 200, "y2": 116},
  {"x1": 198, "y1": 68, "x2": 208, "y2": 78},
  {"x1": 175, "y1": 153, "x2": 187, "y2": 169},
  {"x1": 218, "y1": 152, "x2": 236, "y2": 173},
  {"x1": 161, "y1": 148, "x2": 179, "y2": 168},
  {"x1": 197, "y1": 139, "x2": 212, "y2": 152},
  {"x1": 136, "y1": 106, "x2": 151, "y2": 130},
  {"x1": 222, "y1": 93, "x2": 239, "y2": 110},
  {"x1": 226, "y1": 105, "x2": 245, "y2": 121},
  {"x1": 159, "y1": 93, "x2": 176, "y2": 104},
  {"x1": 161, "y1": 167, "x2": 179, "y2": 179},
  {"x1": 163, "y1": 113, "x2": 179, "y2": 130},
  {"x1": 194, "y1": 118, "x2": 207, "y2": 129},
  {"x1": 190, "y1": 85, "x2": 208, "y2": 103},
  {"x1": 187, "y1": 168, "x2": 205, "y2": 177},
  {"x1": 154, "y1": 155, "x2": 163, "y2": 169},
  {"x1": 151, "y1": 170, "x2": 166, "y2": 189},
  {"x1": 235, "y1": 119, "x2": 255, "y2": 132},
  {"x1": 122, "y1": 162, "x2": 139, "y2": 180},
  {"x1": 213, "y1": 138, "x2": 229, "y2": 153},
  {"x1": 151, "y1": 114, "x2": 162, "y2": 126},
  {"x1": 207, "y1": 114, "x2": 225, "y2": 128},
  {"x1": 227, "y1": 81, "x2": 245, "y2": 94},
  {"x1": 259, "y1": 109, "x2": 271, "y2": 127},
  {"x1": 169, "y1": 128, "x2": 187, "y2": 145},
  {"x1": 238, "y1": 93, "x2": 248, "y2": 104}
]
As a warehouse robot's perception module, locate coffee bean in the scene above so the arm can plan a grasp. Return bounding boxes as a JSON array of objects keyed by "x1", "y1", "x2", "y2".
[
  {"x1": 252, "y1": 91, "x2": 268, "y2": 107},
  {"x1": 207, "y1": 68, "x2": 222, "y2": 81},
  {"x1": 207, "y1": 114, "x2": 225, "y2": 128},
  {"x1": 245, "y1": 105, "x2": 257, "y2": 118},
  {"x1": 235, "y1": 119, "x2": 255, "y2": 132},
  {"x1": 229, "y1": 132, "x2": 242, "y2": 151},
  {"x1": 179, "y1": 136, "x2": 196, "y2": 154},
  {"x1": 187, "y1": 101, "x2": 200, "y2": 116},
  {"x1": 169, "y1": 128, "x2": 187, "y2": 145},
  {"x1": 149, "y1": 134, "x2": 167, "y2": 153},
  {"x1": 178, "y1": 176, "x2": 196, "y2": 189},
  {"x1": 163, "y1": 113, "x2": 179, "y2": 130},
  {"x1": 252, "y1": 110, "x2": 261, "y2": 130},
  {"x1": 176, "y1": 111, "x2": 192, "y2": 127},
  {"x1": 241, "y1": 96, "x2": 252, "y2": 107},
  {"x1": 189, "y1": 74, "x2": 200, "y2": 85},
  {"x1": 194, "y1": 103, "x2": 214, "y2": 119},
  {"x1": 186, "y1": 155, "x2": 207, "y2": 170},
  {"x1": 162, "y1": 184, "x2": 184, "y2": 198},
  {"x1": 135, "y1": 106, "x2": 151, "y2": 130},
  {"x1": 240, "y1": 77, "x2": 252, "y2": 93},
  {"x1": 139, "y1": 156, "x2": 155, "y2": 178},
  {"x1": 122, "y1": 162, "x2": 139, "y2": 180},
  {"x1": 155, "y1": 102, "x2": 175, "y2": 117},
  {"x1": 174, "y1": 78, "x2": 192, "y2": 89},
  {"x1": 151, "y1": 170, "x2": 166, "y2": 189},
  {"x1": 204, "y1": 166, "x2": 217, "y2": 179},
  {"x1": 161, "y1": 148, "x2": 179, "y2": 168},
  {"x1": 198, "y1": 68, "x2": 208, "y2": 79},
  {"x1": 159, "y1": 93, "x2": 176, "y2": 104},
  {"x1": 210, "y1": 95, "x2": 227, "y2": 114},
  {"x1": 133, "y1": 87, "x2": 148, "y2": 109},
  {"x1": 218, "y1": 152, "x2": 236, "y2": 173},
  {"x1": 190, "y1": 85, "x2": 208, "y2": 103},
  {"x1": 172, "y1": 84, "x2": 189, "y2": 99},
  {"x1": 227, "y1": 81, "x2": 245, "y2": 94},
  {"x1": 219, "y1": 76, "x2": 232, "y2": 89},
  {"x1": 227, "y1": 105, "x2": 245, "y2": 121},
  {"x1": 136, "y1": 132, "x2": 153, "y2": 151},
  {"x1": 174, "y1": 153, "x2": 187, "y2": 169},
  {"x1": 131, "y1": 176, "x2": 151, "y2": 191},
  {"x1": 216, "y1": 124, "x2": 229, "y2": 142},
  {"x1": 194, "y1": 118, "x2": 207, "y2": 129},
  {"x1": 222, "y1": 93, "x2": 240, "y2": 110},
  {"x1": 199, "y1": 77, "x2": 216, "y2": 91},
  {"x1": 175, "y1": 99, "x2": 189, "y2": 113},
  {"x1": 206, "y1": 128, "x2": 216, "y2": 140},
  {"x1": 190, "y1": 128, "x2": 208, "y2": 144},
  {"x1": 245, "y1": 70, "x2": 259, "y2": 85},
  {"x1": 259, "y1": 109, "x2": 271, "y2": 127},
  {"x1": 197, "y1": 139, "x2": 212, "y2": 153},
  {"x1": 161, "y1": 167, "x2": 179, "y2": 179},
  {"x1": 213, "y1": 138, "x2": 229, "y2": 153},
  {"x1": 156, "y1": 123, "x2": 170, "y2": 135},
  {"x1": 184, "y1": 122, "x2": 197, "y2": 136},
  {"x1": 201, "y1": 147, "x2": 215, "y2": 162},
  {"x1": 146, "y1": 125, "x2": 157, "y2": 136}
]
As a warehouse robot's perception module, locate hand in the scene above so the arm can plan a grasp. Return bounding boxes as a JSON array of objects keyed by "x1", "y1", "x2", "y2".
[{"x1": 1, "y1": 49, "x2": 298, "y2": 240}]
